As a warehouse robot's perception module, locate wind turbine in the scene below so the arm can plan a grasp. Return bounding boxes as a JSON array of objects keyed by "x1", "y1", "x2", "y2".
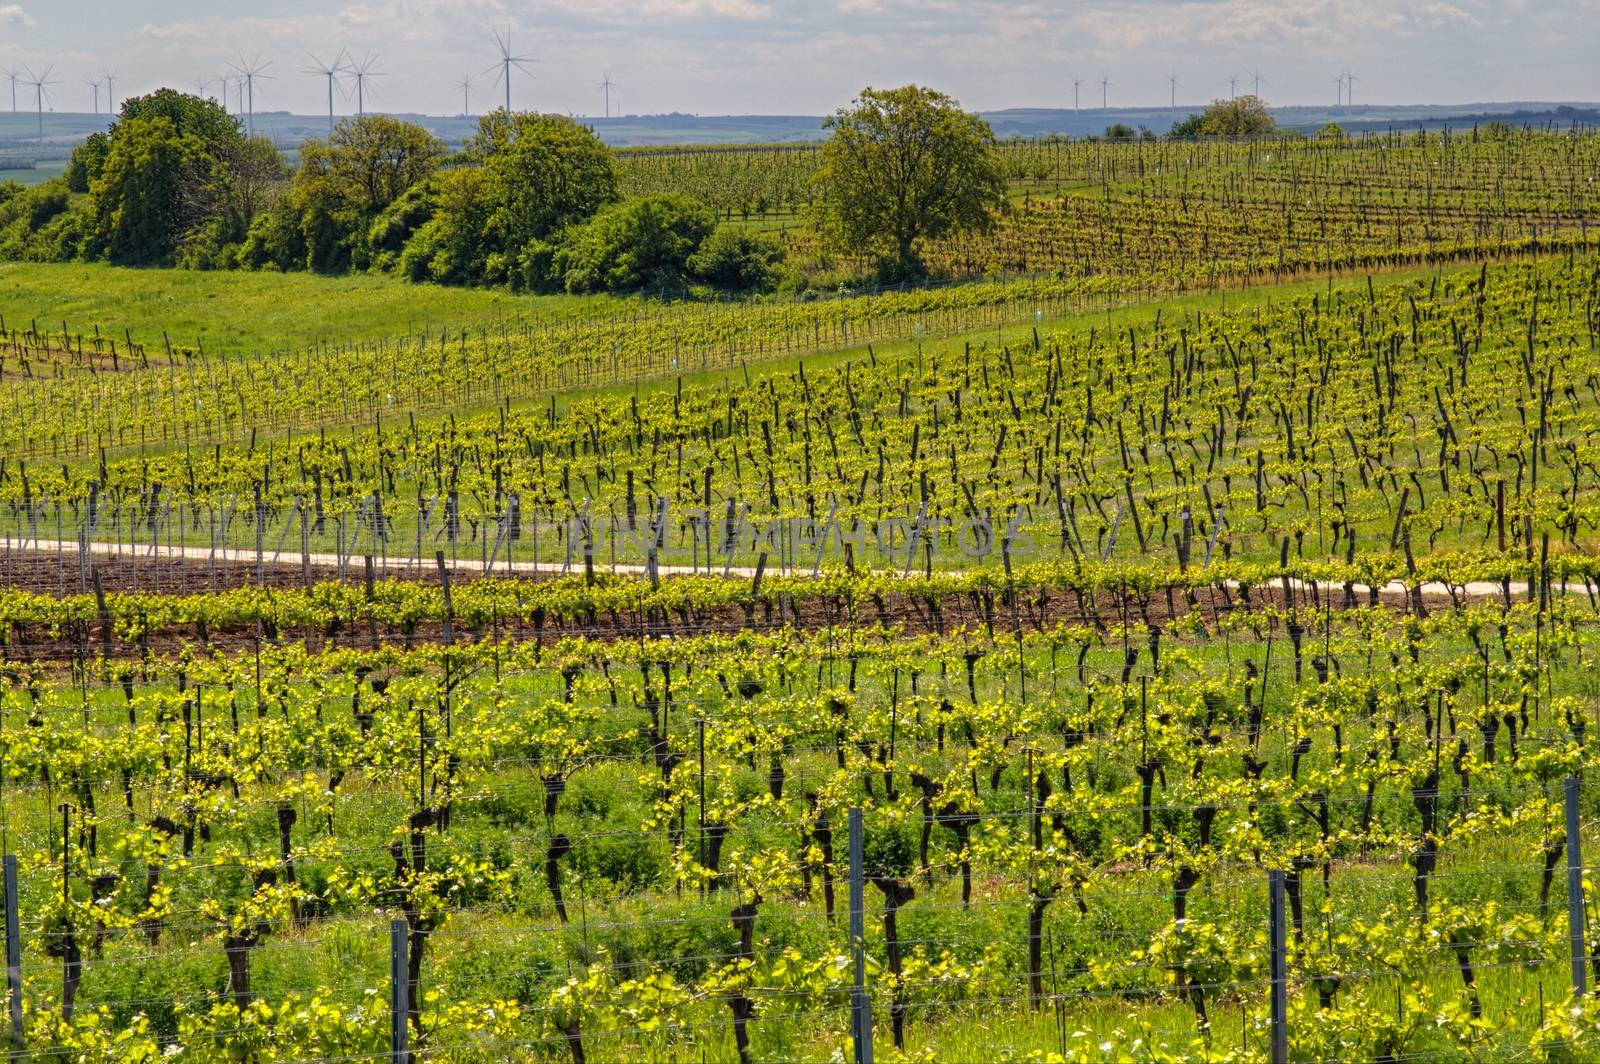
[
  {"x1": 348, "y1": 52, "x2": 381, "y2": 115},
  {"x1": 600, "y1": 72, "x2": 617, "y2": 118},
  {"x1": 305, "y1": 51, "x2": 349, "y2": 132},
  {"x1": 1071, "y1": 77, "x2": 1082, "y2": 112},
  {"x1": 1099, "y1": 75, "x2": 1110, "y2": 110},
  {"x1": 229, "y1": 55, "x2": 273, "y2": 135},
  {"x1": 1168, "y1": 73, "x2": 1178, "y2": 108},
  {"x1": 100, "y1": 70, "x2": 116, "y2": 114},
  {"x1": 6, "y1": 67, "x2": 20, "y2": 112},
  {"x1": 455, "y1": 72, "x2": 474, "y2": 117},
  {"x1": 1345, "y1": 70, "x2": 1357, "y2": 107},
  {"x1": 24, "y1": 65, "x2": 57, "y2": 141},
  {"x1": 1333, "y1": 72, "x2": 1345, "y2": 107},
  {"x1": 1228, "y1": 74, "x2": 1239, "y2": 99},
  {"x1": 86, "y1": 76, "x2": 101, "y2": 114},
  {"x1": 1251, "y1": 70, "x2": 1265, "y2": 97},
  {"x1": 489, "y1": 29, "x2": 537, "y2": 112}
]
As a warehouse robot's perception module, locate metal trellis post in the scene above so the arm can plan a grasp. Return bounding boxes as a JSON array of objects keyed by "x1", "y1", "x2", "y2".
[
  {"x1": 390, "y1": 918, "x2": 409, "y2": 1063},
  {"x1": 5, "y1": 854, "x2": 21, "y2": 1051},
  {"x1": 1269, "y1": 869, "x2": 1287, "y2": 1064},
  {"x1": 849, "y1": 807, "x2": 873, "y2": 1064},
  {"x1": 1567, "y1": 776, "x2": 1587, "y2": 996}
]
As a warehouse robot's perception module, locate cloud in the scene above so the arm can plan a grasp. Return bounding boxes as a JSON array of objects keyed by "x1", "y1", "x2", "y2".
[{"x1": 17, "y1": 0, "x2": 1599, "y2": 118}]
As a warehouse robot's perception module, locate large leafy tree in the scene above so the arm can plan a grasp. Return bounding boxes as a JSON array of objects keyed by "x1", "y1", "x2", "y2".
[
  {"x1": 91, "y1": 116, "x2": 208, "y2": 264},
  {"x1": 289, "y1": 115, "x2": 446, "y2": 271},
  {"x1": 470, "y1": 111, "x2": 618, "y2": 247},
  {"x1": 813, "y1": 85, "x2": 1004, "y2": 278},
  {"x1": 401, "y1": 110, "x2": 617, "y2": 288},
  {"x1": 118, "y1": 87, "x2": 244, "y2": 145},
  {"x1": 78, "y1": 89, "x2": 250, "y2": 265},
  {"x1": 302, "y1": 116, "x2": 447, "y2": 217}
]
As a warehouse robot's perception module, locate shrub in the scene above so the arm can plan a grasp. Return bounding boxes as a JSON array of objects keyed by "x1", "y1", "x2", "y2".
[
  {"x1": 395, "y1": 166, "x2": 497, "y2": 285},
  {"x1": 238, "y1": 202, "x2": 305, "y2": 271},
  {"x1": 1170, "y1": 96, "x2": 1275, "y2": 138},
  {"x1": 555, "y1": 194, "x2": 714, "y2": 295},
  {"x1": 686, "y1": 224, "x2": 785, "y2": 291}
]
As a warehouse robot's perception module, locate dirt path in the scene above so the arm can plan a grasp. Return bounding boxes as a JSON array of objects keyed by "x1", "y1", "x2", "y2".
[{"x1": 5, "y1": 535, "x2": 1543, "y2": 601}]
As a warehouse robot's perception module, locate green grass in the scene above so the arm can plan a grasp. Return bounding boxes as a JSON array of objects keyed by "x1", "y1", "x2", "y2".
[
  {"x1": 0, "y1": 219, "x2": 1473, "y2": 377},
  {"x1": 0, "y1": 261, "x2": 629, "y2": 355}
]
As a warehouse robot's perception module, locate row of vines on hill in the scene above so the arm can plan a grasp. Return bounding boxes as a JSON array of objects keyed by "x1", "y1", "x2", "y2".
[{"x1": 0, "y1": 259, "x2": 1596, "y2": 585}]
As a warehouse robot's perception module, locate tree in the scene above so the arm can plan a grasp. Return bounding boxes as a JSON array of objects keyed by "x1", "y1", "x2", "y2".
[
  {"x1": 218, "y1": 137, "x2": 290, "y2": 231},
  {"x1": 392, "y1": 111, "x2": 617, "y2": 289},
  {"x1": 90, "y1": 116, "x2": 208, "y2": 265},
  {"x1": 366, "y1": 177, "x2": 446, "y2": 271},
  {"x1": 394, "y1": 168, "x2": 498, "y2": 284},
  {"x1": 813, "y1": 85, "x2": 1004, "y2": 278},
  {"x1": 117, "y1": 87, "x2": 244, "y2": 146},
  {"x1": 0, "y1": 180, "x2": 80, "y2": 261},
  {"x1": 1169, "y1": 95, "x2": 1276, "y2": 137},
  {"x1": 65, "y1": 132, "x2": 110, "y2": 193},
  {"x1": 74, "y1": 89, "x2": 246, "y2": 265},
  {"x1": 183, "y1": 135, "x2": 290, "y2": 268},
  {"x1": 1167, "y1": 113, "x2": 1204, "y2": 137},
  {"x1": 302, "y1": 116, "x2": 447, "y2": 217},
  {"x1": 287, "y1": 116, "x2": 445, "y2": 272},
  {"x1": 473, "y1": 111, "x2": 618, "y2": 260}
]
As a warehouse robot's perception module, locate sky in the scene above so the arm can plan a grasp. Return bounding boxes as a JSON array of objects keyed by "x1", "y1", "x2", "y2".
[{"x1": 0, "y1": 0, "x2": 1596, "y2": 119}]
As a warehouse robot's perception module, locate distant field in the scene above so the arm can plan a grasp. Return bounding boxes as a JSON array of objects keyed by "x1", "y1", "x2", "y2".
[
  {"x1": 621, "y1": 131, "x2": 1600, "y2": 284},
  {"x1": 0, "y1": 159, "x2": 67, "y2": 186},
  {"x1": 2, "y1": 101, "x2": 1596, "y2": 148}
]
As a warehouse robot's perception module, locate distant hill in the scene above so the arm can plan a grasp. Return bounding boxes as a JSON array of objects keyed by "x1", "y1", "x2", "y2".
[
  {"x1": 2, "y1": 101, "x2": 1597, "y2": 161},
  {"x1": 978, "y1": 102, "x2": 1600, "y2": 138}
]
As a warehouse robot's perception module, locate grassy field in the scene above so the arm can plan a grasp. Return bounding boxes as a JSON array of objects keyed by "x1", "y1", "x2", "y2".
[
  {"x1": 1, "y1": 241, "x2": 1445, "y2": 373},
  {"x1": 0, "y1": 261, "x2": 626, "y2": 354}
]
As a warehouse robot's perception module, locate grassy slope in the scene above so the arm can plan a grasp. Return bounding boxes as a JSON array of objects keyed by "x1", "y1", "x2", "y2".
[
  {"x1": 0, "y1": 261, "x2": 626, "y2": 355},
  {"x1": 8, "y1": 247, "x2": 1435, "y2": 386}
]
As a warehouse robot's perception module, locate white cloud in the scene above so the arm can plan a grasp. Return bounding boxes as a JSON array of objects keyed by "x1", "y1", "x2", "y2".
[{"x1": 10, "y1": 0, "x2": 1598, "y2": 117}]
